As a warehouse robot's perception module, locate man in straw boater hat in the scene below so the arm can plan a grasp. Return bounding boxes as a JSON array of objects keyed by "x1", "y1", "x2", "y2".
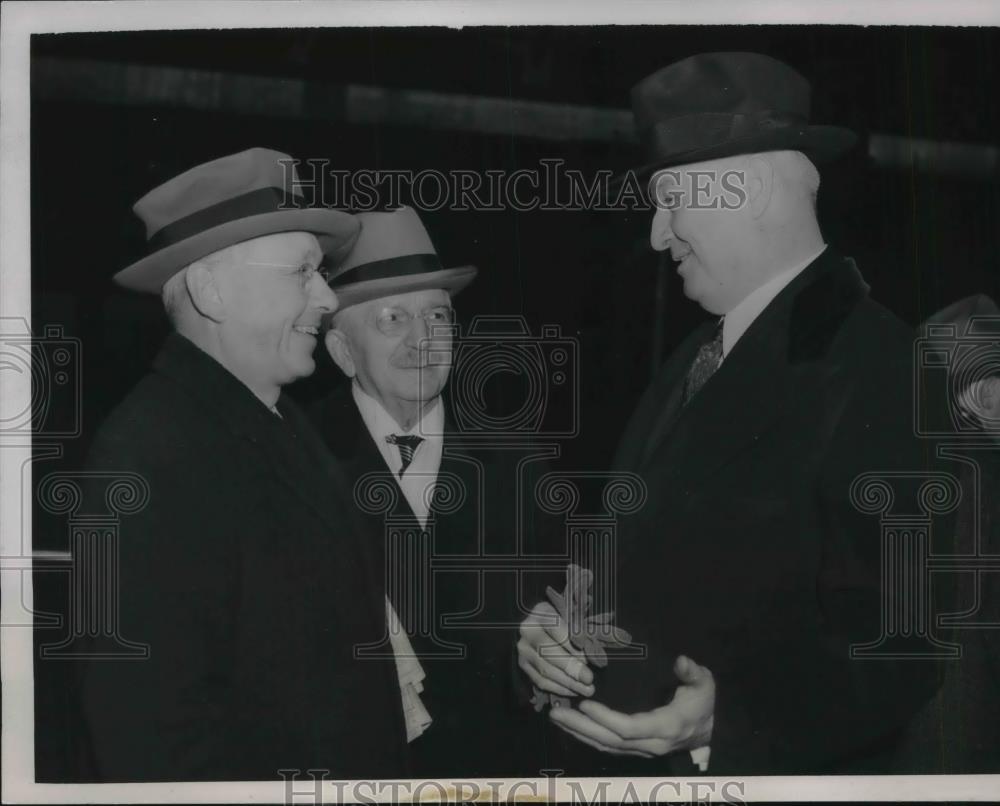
[
  {"x1": 77, "y1": 148, "x2": 409, "y2": 780},
  {"x1": 519, "y1": 52, "x2": 947, "y2": 774},
  {"x1": 309, "y1": 206, "x2": 549, "y2": 776}
]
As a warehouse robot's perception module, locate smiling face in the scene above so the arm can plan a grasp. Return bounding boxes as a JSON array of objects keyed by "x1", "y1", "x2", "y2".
[
  {"x1": 326, "y1": 288, "x2": 454, "y2": 423},
  {"x1": 213, "y1": 231, "x2": 338, "y2": 396},
  {"x1": 649, "y1": 156, "x2": 759, "y2": 316}
]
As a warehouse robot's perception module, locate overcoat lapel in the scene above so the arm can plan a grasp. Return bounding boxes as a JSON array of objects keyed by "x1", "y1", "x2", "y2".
[
  {"x1": 316, "y1": 387, "x2": 488, "y2": 662},
  {"x1": 152, "y1": 337, "x2": 391, "y2": 665},
  {"x1": 322, "y1": 387, "x2": 481, "y2": 551},
  {"x1": 317, "y1": 387, "x2": 399, "y2": 514},
  {"x1": 266, "y1": 399, "x2": 398, "y2": 642},
  {"x1": 625, "y1": 250, "x2": 870, "y2": 495},
  {"x1": 646, "y1": 312, "x2": 834, "y2": 493},
  {"x1": 264, "y1": 398, "x2": 363, "y2": 534},
  {"x1": 309, "y1": 385, "x2": 399, "y2": 614},
  {"x1": 431, "y1": 420, "x2": 483, "y2": 553},
  {"x1": 612, "y1": 322, "x2": 713, "y2": 473},
  {"x1": 153, "y1": 335, "x2": 349, "y2": 537}
]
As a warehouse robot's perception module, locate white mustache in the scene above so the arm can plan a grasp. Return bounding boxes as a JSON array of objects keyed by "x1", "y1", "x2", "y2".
[{"x1": 394, "y1": 350, "x2": 451, "y2": 369}]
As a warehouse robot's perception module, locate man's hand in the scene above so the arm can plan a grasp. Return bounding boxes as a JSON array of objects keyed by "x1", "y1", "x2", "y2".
[
  {"x1": 548, "y1": 655, "x2": 715, "y2": 757},
  {"x1": 517, "y1": 601, "x2": 596, "y2": 698}
]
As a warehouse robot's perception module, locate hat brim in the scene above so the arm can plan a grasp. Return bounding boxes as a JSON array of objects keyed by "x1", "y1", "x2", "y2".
[
  {"x1": 330, "y1": 266, "x2": 478, "y2": 312},
  {"x1": 614, "y1": 124, "x2": 858, "y2": 199},
  {"x1": 114, "y1": 208, "x2": 360, "y2": 293}
]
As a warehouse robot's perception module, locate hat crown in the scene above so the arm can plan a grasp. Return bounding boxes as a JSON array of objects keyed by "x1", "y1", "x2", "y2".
[
  {"x1": 323, "y1": 206, "x2": 477, "y2": 310},
  {"x1": 631, "y1": 52, "x2": 811, "y2": 132},
  {"x1": 332, "y1": 206, "x2": 437, "y2": 278},
  {"x1": 624, "y1": 51, "x2": 855, "y2": 177},
  {"x1": 133, "y1": 147, "x2": 300, "y2": 240}
]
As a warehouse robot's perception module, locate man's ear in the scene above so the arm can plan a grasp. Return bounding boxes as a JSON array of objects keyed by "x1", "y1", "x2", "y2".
[
  {"x1": 745, "y1": 155, "x2": 775, "y2": 219},
  {"x1": 185, "y1": 261, "x2": 225, "y2": 322},
  {"x1": 325, "y1": 328, "x2": 356, "y2": 378}
]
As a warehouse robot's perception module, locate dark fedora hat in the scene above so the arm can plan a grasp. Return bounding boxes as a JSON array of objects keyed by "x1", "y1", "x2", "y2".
[
  {"x1": 114, "y1": 148, "x2": 360, "y2": 293},
  {"x1": 629, "y1": 51, "x2": 857, "y2": 183}
]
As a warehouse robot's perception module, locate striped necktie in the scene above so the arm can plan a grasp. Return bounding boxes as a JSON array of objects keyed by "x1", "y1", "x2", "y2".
[{"x1": 385, "y1": 433, "x2": 424, "y2": 478}]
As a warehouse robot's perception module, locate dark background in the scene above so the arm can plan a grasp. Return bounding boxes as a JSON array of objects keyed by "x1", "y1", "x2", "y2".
[{"x1": 29, "y1": 25, "x2": 999, "y2": 779}]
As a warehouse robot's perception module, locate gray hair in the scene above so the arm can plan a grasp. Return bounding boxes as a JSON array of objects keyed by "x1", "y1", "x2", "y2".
[
  {"x1": 161, "y1": 241, "x2": 245, "y2": 328},
  {"x1": 161, "y1": 267, "x2": 190, "y2": 328}
]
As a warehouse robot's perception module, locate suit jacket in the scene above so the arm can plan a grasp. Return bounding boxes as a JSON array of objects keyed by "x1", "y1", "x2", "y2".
[
  {"x1": 309, "y1": 383, "x2": 554, "y2": 777},
  {"x1": 76, "y1": 333, "x2": 408, "y2": 781},
  {"x1": 586, "y1": 249, "x2": 945, "y2": 775}
]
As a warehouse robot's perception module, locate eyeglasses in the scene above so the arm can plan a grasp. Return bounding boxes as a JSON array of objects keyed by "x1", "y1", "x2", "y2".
[
  {"x1": 375, "y1": 305, "x2": 456, "y2": 337},
  {"x1": 248, "y1": 260, "x2": 334, "y2": 286},
  {"x1": 304, "y1": 263, "x2": 338, "y2": 285}
]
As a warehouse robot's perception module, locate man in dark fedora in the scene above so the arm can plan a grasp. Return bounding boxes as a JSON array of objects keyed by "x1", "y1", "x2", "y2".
[
  {"x1": 521, "y1": 52, "x2": 945, "y2": 774},
  {"x1": 310, "y1": 207, "x2": 548, "y2": 776},
  {"x1": 76, "y1": 148, "x2": 409, "y2": 780}
]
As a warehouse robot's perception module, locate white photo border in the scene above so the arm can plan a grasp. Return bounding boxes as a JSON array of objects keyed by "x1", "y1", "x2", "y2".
[{"x1": 4, "y1": 1, "x2": 1000, "y2": 802}]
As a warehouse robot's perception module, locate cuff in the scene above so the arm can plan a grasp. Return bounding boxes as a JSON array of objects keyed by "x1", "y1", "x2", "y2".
[{"x1": 690, "y1": 745, "x2": 711, "y2": 772}]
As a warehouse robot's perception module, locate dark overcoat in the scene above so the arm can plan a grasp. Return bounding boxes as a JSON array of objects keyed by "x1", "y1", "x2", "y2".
[
  {"x1": 76, "y1": 333, "x2": 408, "y2": 781},
  {"x1": 586, "y1": 249, "x2": 946, "y2": 775},
  {"x1": 309, "y1": 383, "x2": 554, "y2": 777}
]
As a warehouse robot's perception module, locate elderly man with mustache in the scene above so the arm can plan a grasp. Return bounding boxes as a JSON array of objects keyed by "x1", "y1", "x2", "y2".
[{"x1": 311, "y1": 206, "x2": 547, "y2": 777}]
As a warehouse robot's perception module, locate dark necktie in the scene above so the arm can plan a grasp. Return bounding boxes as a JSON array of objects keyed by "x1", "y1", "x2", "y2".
[
  {"x1": 683, "y1": 319, "x2": 724, "y2": 405},
  {"x1": 385, "y1": 433, "x2": 424, "y2": 478}
]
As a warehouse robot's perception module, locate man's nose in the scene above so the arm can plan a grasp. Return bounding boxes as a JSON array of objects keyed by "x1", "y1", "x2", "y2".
[
  {"x1": 404, "y1": 313, "x2": 429, "y2": 347},
  {"x1": 309, "y1": 273, "x2": 339, "y2": 314},
  {"x1": 649, "y1": 207, "x2": 673, "y2": 252}
]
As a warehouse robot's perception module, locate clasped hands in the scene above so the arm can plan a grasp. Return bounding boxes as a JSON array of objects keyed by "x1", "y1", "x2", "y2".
[{"x1": 517, "y1": 601, "x2": 715, "y2": 758}]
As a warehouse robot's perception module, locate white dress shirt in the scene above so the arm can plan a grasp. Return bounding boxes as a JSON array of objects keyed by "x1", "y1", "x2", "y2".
[
  {"x1": 351, "y1": 382, "x2": 444, "y2": 529},
  {"x1": 720, "y1": 245, "x2": 827, "y2": 361},
  {"x1": 351, "y1": 381, "x2": 447, "y2": 742}
]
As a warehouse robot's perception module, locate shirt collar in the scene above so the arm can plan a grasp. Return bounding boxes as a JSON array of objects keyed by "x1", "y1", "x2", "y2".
[
  {"x1": 722, "y1": 245, "x2": 827, "y2": 358},
  {"x1": 351, "y1": 381, "x2": 445, "y2": 442}
]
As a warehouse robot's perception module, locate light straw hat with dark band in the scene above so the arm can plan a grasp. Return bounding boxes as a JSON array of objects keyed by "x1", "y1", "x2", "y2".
[
  {"x1": 114, "y1": 147, "x2": 360, "y2": 293},
  {"x1": 325, "y1": 206, "x2": 477, "y2": 310}
]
